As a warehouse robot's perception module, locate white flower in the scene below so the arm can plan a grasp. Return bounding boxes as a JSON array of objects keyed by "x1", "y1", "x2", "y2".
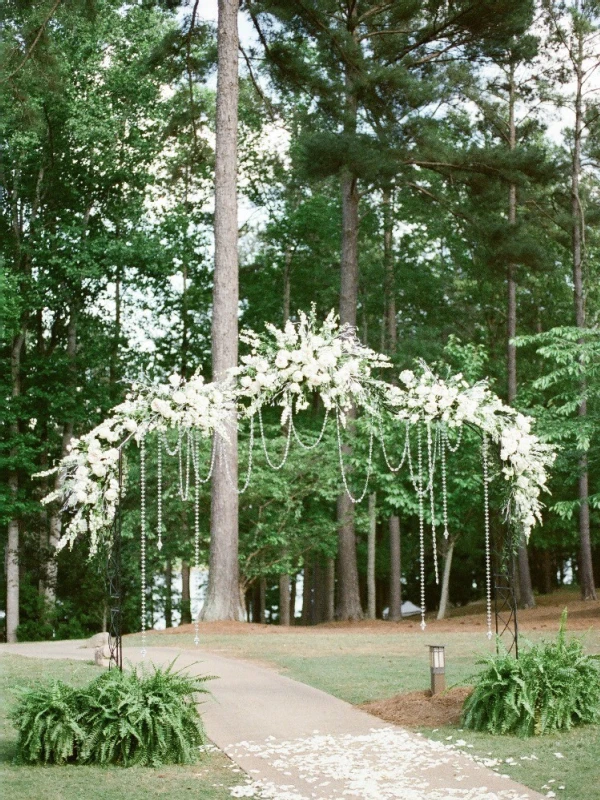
[
  {"x1": 104, "y1": 488, "x2": 118, "y2": 502},
  {"x1": 275, "y1": 350, "x2": 290, "y2": 369},
  {"x1": 399, "y1": 370, "x2": 415, "y2": 387},
  {"x1": 91, "y1": 462, "x2": 107, "y2": 478},
  {"x1": 169, "y1": 373, "x2": 182, "y2": 387},
  {"x1": 172, "y1": 390, "x2": 187, "y2": 404}
]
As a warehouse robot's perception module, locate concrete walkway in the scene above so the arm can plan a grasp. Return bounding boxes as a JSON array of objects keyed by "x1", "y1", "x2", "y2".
[{"x1": 1, "y1": 640, "x2": 543, "y2": 800}]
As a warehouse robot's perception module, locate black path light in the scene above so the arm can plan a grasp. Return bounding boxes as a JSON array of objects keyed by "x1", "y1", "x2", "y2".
[{"x1": 429, "y1": 645, "x2": 446, "y2": 695}]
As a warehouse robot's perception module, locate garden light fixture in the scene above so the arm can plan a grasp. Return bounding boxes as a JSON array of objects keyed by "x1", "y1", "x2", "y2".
[{"x1": 429, "y1": 645, "x2": 446, "y2": 695}]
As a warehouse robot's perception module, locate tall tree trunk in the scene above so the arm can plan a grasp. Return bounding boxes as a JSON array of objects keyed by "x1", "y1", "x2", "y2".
[
  {"x1": 259, "y1": 577, "x2": 267, "y2": 623},
  {"x1": 202, "y1": 0, "x2": 242, "y2": 620},
  {"x1": 290, "y1": 573, "x2": 297, "y2": 624},
  {"x1": 181, "y1": 561, "x2": 192, "y2": 624},
  {"x1": 389, "y1": 516, "x2": 402, "y2": 621},
  {"x1": 46, "y1": 306, "x2": 78, "y2": 608},
  {"x1": 301, "y1": 556, "x2": 312, "y2": 625},
  {"x1": 383, "y1": 184, "x2": 403, "y2": 619},
  {"x1": 367, "y1": 493, "x2": 376, "y2": 619},
  {"x1": 335, "y1": 6, "x2": 362, "y2": 621},
  {"x1": 571, "y1": 21, "x2": 596, "y2": 600},
  {"x1": 165, "y1": 558, "x2": 173, "y2": 629},
  {"x1": 437, "y1": 538, "x2": 455, "y2": 620},
  {"x1": 324, "y1": 558, "x2": 335, "y2": 621},
  {"x1": 279, "y1": 573, "x2": 290, "y2": 626},
  {"x1": 7, "y1": 329, "x2": 25, "y2": 643},
  {"x1": 506, "y1": 66, "x2": 535, "y2": 609}
]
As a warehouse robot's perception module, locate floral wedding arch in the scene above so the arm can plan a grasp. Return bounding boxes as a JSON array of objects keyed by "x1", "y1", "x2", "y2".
[{"x1": 40, "y1": 308, "x2": 555, "y2": 648}]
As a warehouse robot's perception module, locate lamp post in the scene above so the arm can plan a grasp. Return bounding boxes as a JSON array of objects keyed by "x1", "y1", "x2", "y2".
[{"x1": 429, "y1": 645, "x2": 446, "y2": 695}]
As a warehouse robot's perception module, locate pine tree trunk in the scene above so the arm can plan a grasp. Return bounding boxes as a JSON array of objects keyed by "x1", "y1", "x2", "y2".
[
  {"x1": 506, "y1": 67, "x2": 535, "y2": 609},
  {"x1": 325, "y1": 558, "x2": 335, "y2": 621},
  {"x1": 336, "y1": 164, "x2": 363, "y2": 620},
  {"x1": 389, "y1": 516, "x2": 402, "y2": 621},
  {"x1": 367, "y1": 493, "x2": 376, "y2": 619},
  {"x1": 290, "y1": 573, "x2": 297, "y2": 624},
  {"x1": 7, "y1": 329, "x2": 25, "y2": 642},
  {"x1": 383, "y1": 185, "x2": 403, "y2": 618},
  {"x1": 259, "y1": 577, "x2": 266, "y2": 623},
  {"x1": 437, "y1": 538, "x2": 455, "y2": 620},
  {"x1": 181, "y1": 560, "x2": 192, "y2": 624},
  {"x1": 202, "y1": 0, "x2": 242, "y2": 620},
  {"x1": 301, "y1": 557, "x2": 312, "y2": 625},
  {"x1": 279, "y1": 573, "x2": 290, "y2": 625},
  {"x1": 571, "y1": 26, "x2": 596, "y2": 600}
]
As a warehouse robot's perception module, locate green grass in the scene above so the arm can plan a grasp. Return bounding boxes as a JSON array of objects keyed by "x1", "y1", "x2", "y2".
[
  {"x1": 0, "y1": 655, "x2": 248, "y2": 800},
  {"x1": 132, "y1": 627, "x2": 600, "y2": 705},
  {"x1": 424, "y1": 725, "x2": 600, "y2": 800},
  {"x1": 131, "y1": 626, "x2": 600, "y2": 798}
]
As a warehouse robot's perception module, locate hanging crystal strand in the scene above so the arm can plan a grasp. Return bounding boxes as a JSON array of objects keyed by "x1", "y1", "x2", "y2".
[
  {"x1": 417, "y1": 422, "x2": 426, "y2": 631},
  {"x1": 190, "y1": 429, "x2": 217, "y2": 485},
  {"x1": 441, "y1": 430, "x2": 450, "y2": 539},
  {"x1": 258, "y1": 406, "x2": 292, "y2": 470},
  {"x1": 291, "y1": 407, "x2": 330, "y2": 450},
  {"x1": 443, "y1": 424, "x2": 463, "y2": 453},
  {"x1": 427, "y1": 422, "x2": 439, "y2": 585},
  {"x1": 162, "y1": 425, "x2": 181, "y2": 456},
  {"x1": 482, "y1": 434, "x2": 493, "y2": 640},
  {"x1": 193, "y1": 451, "x2": 200, "y2": 647},
  {"x1": 377, "y1": 416, "x2": 410, "y2": 472},
  {"x1": 220, "y1": 415, "x2": 254, "y2": 494},
  {"x1": 140, "y1": 433, "x2": 147, "y2": 658},
  {"x1": 335, "y1": 408, "x2": 374, "y2": 504},
  {"x1": 157, "y1": 433, "x2": 163, "y2": 552}
]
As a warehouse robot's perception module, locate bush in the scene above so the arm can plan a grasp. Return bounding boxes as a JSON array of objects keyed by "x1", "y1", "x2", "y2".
[
  {"x1": 462, "y1": 611, "x2": 600, "y2": 737},
  {"x1": 11, "y1": 662, "x2": 211, "y2": 766},
  {"x1": 10, "y1": 680, "x2": 85, "y2": 764}
]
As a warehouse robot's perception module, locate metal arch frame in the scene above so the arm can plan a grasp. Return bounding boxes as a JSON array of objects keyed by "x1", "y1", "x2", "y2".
[
  {"x1": 107, "y1": 450, "x2": 123, "y2": 671},
  {"x1": 493, "y1": 529, "x2": 519, "y2": 658}
]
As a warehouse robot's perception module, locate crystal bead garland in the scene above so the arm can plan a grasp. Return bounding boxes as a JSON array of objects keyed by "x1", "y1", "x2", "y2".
[
  {"x1": 291, "y1": 407, "x2": 330, "y2": 450},
  {"x1": 221, "y1": 415, "x2": 254, "y2": 494},
  {"x1": 140, "y1": 433, "x2": 147, "y2": 658},
  {"x1": 417, "y1": 423, "x2": 426, "y2": 631},
  {"x1": 482, "y1": 434, "x2": 493, "y2": 640},
  {"x1": 427, "y1": 422, "x2": 439, "y2": 585},
  {"x1": 193, "y1": 451, "x2": 200, "y2": 647},
  {"x1": 178, "y1": 428, "x2": 192, "y2": 501},
  {"x1": 441, "y1": 431, "x2": 450, "y2": 539},
  {"x1": 157, "y1": 433, "x2": 163, "y2": 552},
  {"x1": 258, "y1": 406, "x2": 292, "y2": 470},
  {"x1": 335, "y1": 408, "x2": 374, "y2": 504},
  {"x1": 377, "y1": 416, "x2": 410, "y2": 472}
]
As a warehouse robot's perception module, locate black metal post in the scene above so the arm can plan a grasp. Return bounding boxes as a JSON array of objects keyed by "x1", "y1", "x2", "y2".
[
  {"x1": 107, "y1": 450, "x2": 123, "y2": 670},
  {"x1": 493, "y1": 527, "x2": 519, "y2": 657}
]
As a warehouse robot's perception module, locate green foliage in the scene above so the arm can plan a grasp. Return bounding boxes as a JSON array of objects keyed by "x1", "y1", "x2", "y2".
[
  {"x1": 462, "y1": 612, "x2": 600, "y2": 736},
  {"x1": 11, "y1": 662, "x2": 210, "y2": 766},
  {"x1": 10, "y1": 680, "x2": 85, "y2": 765}
]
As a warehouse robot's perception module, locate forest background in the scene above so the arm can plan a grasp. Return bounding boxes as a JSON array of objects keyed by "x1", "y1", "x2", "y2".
[{"x1": 1, "y1": 0, "x2": 599, "y2": 643}]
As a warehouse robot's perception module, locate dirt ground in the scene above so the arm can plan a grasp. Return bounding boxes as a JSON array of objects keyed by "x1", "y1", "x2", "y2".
[
  {"x1": 159, "y1": 588, "x2": 599, "y2": 637},
  {"x1": 360, "y1": 686, "x2": 473, "y2": 728}
]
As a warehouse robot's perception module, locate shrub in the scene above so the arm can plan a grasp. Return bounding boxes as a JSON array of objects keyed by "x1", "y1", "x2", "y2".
[
  {"x1": 11, "y1": 661, "x2": 211, "y2": 766},
  {"x1": 462, "y1": 611, "x2": 600, "y2": 737},
  {"x1": 11, "y1": 680, "x2": 85, "y2": 764},
  {"x1": 80, "y1": 663, "x2": 211, "y2": 766}
]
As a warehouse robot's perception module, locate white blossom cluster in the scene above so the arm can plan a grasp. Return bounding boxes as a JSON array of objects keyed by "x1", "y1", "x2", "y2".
[
  {"x1": 233, "y1": 307, "x2": 390, "y2": 422},
  {"x1": 389, "y1": 366, "x2": 556, "y2": 539},
  {"x1": 37, "y1": 372, "x2": 232, "y2": 554}
]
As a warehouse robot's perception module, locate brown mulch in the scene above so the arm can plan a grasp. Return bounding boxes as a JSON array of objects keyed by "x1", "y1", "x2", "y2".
[{"x1": 360, "y1": 686, "x2": 473, "y2": 728}]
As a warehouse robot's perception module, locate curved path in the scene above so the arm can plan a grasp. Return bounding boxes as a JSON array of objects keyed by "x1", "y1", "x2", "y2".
[{"x1": 1, "y1": 640, "x2": 542, "y2": 800}]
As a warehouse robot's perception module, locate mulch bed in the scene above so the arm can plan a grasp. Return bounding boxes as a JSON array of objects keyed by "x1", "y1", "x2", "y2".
[{"x1": 360, "y1": 686, "x2": 473, "y2": 728}]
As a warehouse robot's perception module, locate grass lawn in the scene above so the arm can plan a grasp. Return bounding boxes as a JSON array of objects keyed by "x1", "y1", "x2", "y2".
[
  {"x1": 132, "y1": 626, "x2": 600, "y2": 799},
  {"x1": 0, "y1": 655, "x2": 247, "y2": 800}
]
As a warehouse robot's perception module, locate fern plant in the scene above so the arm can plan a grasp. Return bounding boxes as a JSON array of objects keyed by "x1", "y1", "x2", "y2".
[
  {"x1": 10, "y1": 680, "x2": 85, "y2": 764},
  {"x1": 463, "y1": 611, "x2": 600, "y2": 737},
  {"x1": 11, "y1": 661, "x2": 211, "y2": 766}
]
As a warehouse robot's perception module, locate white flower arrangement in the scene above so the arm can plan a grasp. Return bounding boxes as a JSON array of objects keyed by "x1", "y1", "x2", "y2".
[
  {"x1": 232, "y1": 307, "x2": 391, "y2": 423},
  {"x1": 389, "y1": 365, "x2": 556, "y2": 540},
  {"x1": 37, "y1": 372, "x2": 233, "y2": 555}
]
